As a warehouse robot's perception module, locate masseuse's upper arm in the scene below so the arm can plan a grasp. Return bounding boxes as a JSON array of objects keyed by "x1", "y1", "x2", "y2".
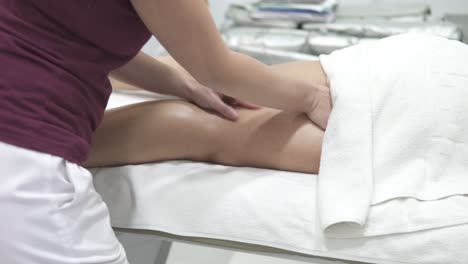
[{"x1": 129, "y1": 0, "x2": 229, "y2": 85}]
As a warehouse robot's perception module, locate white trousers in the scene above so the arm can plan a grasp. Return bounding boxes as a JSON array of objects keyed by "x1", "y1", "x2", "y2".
[{"x1": 0, "y1": 142, "x2": 129, "y2": 264}]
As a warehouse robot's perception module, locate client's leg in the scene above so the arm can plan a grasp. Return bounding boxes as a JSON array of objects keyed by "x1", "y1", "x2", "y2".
[
  {"x1": 85, "y1": 61, "x2": 328, "y2": 174},
  {"x1": 85, "y1": 100, "x2": 323, "y2": 173}
]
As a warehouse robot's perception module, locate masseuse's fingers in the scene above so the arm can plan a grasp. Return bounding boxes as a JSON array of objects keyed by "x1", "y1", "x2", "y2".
[
  {"x1": 218, "y1": 93, "x2": 261, "y2": 110},
  {"x1": 306, "y1": 84, "x2": 332, "y2": 130},
  {"x1": 190, "y1": 86, "x2": 239, "y2": 121}
]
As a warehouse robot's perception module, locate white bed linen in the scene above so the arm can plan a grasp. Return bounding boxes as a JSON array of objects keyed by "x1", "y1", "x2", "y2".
[
  {"x1": 92, "y1": 161, "x2": 468, "y2": 264},
  {"x1": 91, "y1": 91, "x2": 468, "y2": 264}
]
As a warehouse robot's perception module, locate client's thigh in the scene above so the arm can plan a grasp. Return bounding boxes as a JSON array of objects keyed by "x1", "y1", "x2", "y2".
[{"x1": 85, "y1": 100, "x2": 323, "y2": 174}]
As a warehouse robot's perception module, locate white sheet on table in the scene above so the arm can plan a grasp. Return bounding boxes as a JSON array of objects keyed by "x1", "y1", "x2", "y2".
[
  {"x1": 92, "y1": 162, "x2": 468, "y2": 264},
  {"x1": 318, "y1": 33, "x2": 468, "y2": 238}
]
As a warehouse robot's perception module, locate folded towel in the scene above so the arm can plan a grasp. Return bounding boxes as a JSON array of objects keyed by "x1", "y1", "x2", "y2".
[
  {"x1": 256, "y1": 1, "x2": 337, "y2": 13},
  {"x1": 246, "y1": 0, "x2": 338, "y2": 23},
  {"x1": 318, "y1": 33, "x2": 468, "y2": 237},
  {"x1": 303, "y1": 21, "x2": 463, "y2": 40},
  {"x1": 261, "y1": 0, "x2": 327, "y2": 4},
  {"x1": 250, "y1": 10, "x2": 336, "y2": 23},
  {"x1": 227, "y1": 0, "x2": 338, "y2": 23}
]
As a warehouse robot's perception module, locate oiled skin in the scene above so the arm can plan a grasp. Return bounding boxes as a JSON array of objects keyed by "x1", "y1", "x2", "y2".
[{"x1": 85, "y1": 61, "x2": 329, "y2": 174}]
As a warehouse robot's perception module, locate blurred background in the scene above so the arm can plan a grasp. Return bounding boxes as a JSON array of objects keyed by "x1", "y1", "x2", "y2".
[
  {"x1": 143, "y1": 0, "x2": 467, "y2": 65},
  {"x1": 125, "y1": 1, "x2": 468, "y2": 263}
]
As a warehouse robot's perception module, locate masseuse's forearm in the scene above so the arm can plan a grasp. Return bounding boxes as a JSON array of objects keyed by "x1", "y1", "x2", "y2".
[
  {"x1": 157, "y1": 55, "x2": 189, "y2": 74},
  {"x1": 203, "y1": 51, "x2": 316, "y2": 113},
  {"x1": 112, "y1": 54, "x2": 327, "y2": 112},
  {"x1": 110, "y1": 52, "x2": 191, "y2": 98},
  {"x1": 154, "y1": 44, "x2": 316, "y2": 114},
  {"x1": 130, "y1": 0, "x2": 316, "y2": 114}
]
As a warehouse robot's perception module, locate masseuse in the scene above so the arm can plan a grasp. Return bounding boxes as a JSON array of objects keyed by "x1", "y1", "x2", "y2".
[{"x1": 0, "y1": 1, "x2": 331, "y2": 263}]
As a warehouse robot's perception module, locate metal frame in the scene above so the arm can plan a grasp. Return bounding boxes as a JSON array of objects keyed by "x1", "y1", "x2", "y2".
[
  {"x1": 156, "y1": 240, "x2": 361, "y2": 264},
  {"x1": 153, "y1": 240, "x2": 172, "y2": 264}
]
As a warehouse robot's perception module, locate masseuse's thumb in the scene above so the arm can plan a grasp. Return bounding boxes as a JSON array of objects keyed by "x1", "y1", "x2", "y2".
[{"x1": 306, "y1": 84, "x2": 332, "y2": 130}]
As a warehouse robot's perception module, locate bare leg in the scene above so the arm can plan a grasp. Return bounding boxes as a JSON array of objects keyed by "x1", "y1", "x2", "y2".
[{"x1": 85, "y1": 61, "x2": 328, "y2": 174}]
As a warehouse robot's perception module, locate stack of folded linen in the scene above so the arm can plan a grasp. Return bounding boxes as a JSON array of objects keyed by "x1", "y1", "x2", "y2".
[
  {"x1": 225, "y1": 4, "x2": 297, "y2": 29},
  {"x1": 222, "y1": 27, "x2": 317, "y2": 64},
  {"x1": 303, "y1": 21, "x2": 463, "y2": 40},
  {"x1": 250, "y1": 0, "x2": 338, "y2": 23},
  {"x1": 222, "y1": 22, "x2": 462, "y2": 58},
  {"x1": 335, "y1": 3, "x2": 431, "y2": 22},
  {"x1": 225, "y1": 0, "x2": 338, "y2": 28},
  {"x1": 222, "y1": 27, "x2": 310, "y2": 53},
  {"x1": 223, "y1": 2, "x2": 463, "y2": 63}
]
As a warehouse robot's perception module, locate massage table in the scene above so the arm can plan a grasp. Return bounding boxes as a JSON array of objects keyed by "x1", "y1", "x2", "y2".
[{"x1": 90, "y1": 90, "x2": 468, "y2": 264}]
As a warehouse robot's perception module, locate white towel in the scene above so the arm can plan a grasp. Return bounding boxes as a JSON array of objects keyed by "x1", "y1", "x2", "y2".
[
  {"x1": 318, "y1": 33, "x2": 468, "y2": 237},
  {"x1": 92, "y1": 161, "x2": 468, "y2": 264}
]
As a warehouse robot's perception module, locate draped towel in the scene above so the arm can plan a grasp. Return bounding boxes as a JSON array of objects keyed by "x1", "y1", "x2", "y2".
[{"x1": 318, "y1": 33, "x2": 468, "y2": 237}]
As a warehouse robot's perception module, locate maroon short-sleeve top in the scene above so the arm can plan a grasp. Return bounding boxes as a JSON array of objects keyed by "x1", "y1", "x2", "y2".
[{"x1": 0, "y1": 0, "x2": 152, "y2": 163}]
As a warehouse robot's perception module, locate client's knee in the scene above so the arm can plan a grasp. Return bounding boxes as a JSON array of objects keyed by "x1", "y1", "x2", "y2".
[
  {"x1": 149, "y1": 100, "x2": 217, "y2": 131},
  {"x1": 150, "y1": 100, "x2": 198, "y2": 121},
  {"x1": 146, "y1": 100, "x2": 221, "y2": 160}
]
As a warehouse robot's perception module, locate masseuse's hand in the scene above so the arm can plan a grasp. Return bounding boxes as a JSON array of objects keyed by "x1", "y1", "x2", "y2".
[
  {"x1": 306, "y1": 84, "x2": 332, "y2": 130},
  {"x1": 183, "y1": 75, "x2": 260, "y2": 121}
]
